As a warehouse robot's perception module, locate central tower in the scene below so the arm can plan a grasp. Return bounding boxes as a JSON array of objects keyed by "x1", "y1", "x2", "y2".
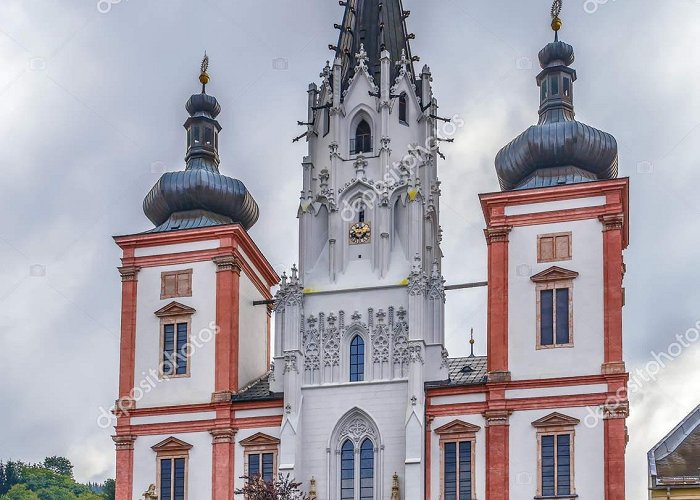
[{"x1": 271, "y1": 0, "x2": 447, "y2": 497}]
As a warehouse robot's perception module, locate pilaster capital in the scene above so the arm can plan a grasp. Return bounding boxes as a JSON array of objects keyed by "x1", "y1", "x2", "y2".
[
  {"x1": 212, "y1": 255, "x2": 242, "y2": 274},
  {"x1": 602, "y1": 401, "x2": 629, "y2": 420},
  {"x1": 483, "y1": 409, "x2": 512, "y2": 426},
  {"x1": 483, "y1": 226, "x2": 512, "y2": 244},
  {"x1": 118, "y1": 266, "x2": 140, "y2": 282},
  {"x1": 599, "y1": 214, "x2": 624, "y2": 232},
  {"x1": 112, "y1": 434, "x2": 137, "y2": 450},
  {"x1": 210, "y1": 428, "x2": 236, "y2": 444}
]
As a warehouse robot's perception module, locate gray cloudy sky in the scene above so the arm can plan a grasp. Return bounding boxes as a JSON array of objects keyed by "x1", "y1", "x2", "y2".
[{"x1": 0, "y1": 0, "x2": 698, "y2": 497}]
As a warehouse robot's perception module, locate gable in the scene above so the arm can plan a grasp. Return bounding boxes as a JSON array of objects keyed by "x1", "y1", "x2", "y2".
[
  {"x1": 151, "y1": 436, "x2": 193, "y2": 453},
  {"x1": 434, "y1": 419, "x2": 482, "y2": 436},
  {"x1": 239, "y1": 432, "x2": 281, "y2": 448},
  {"x1": 530, "y1": 266, "x2": 579, "y2": 283},
  {"x1": 154, "y1": 301, "x2": 197, "y2": 318},
  {"x1": 531, "y1": 412, "x2": 581, "y2": 428}
]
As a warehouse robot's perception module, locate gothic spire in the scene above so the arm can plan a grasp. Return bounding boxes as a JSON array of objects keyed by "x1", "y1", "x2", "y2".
[{"x1": 334, "y1": 0, "x2": 416, "y2": 95}]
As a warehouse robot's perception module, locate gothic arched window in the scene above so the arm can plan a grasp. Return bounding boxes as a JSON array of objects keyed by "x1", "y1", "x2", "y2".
[
  {"x1": 399, "y1": 93, "x2": 408, "y2": 124},
  {"x1": 350, "y1": 335, "x2": 365, "y2": 382},
  {"x1": 341, "y1": 440, "x2": 355, "y2": 500},
  {"x1": 353, "y1": 119, "x2": 372, "y2": 154},
  {"x1": 359, "y1": 439, "x2": 374, "y2": 499}
]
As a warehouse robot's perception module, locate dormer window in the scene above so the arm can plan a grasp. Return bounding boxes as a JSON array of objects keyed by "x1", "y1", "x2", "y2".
[
  {"x1": 399, "y1": 93, "x2": 408, "y2": 125},
  {"x1": 352, "y1": 119, "x2": 372, "y2": 154}
]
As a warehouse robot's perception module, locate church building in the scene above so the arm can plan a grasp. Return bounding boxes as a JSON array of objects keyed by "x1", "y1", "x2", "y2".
[{"x1": 111, "y1": 1, "x2": 630, "y2": 499}]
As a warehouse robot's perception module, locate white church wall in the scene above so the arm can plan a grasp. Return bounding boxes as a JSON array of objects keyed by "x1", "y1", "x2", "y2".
[
  {"x1": 131, "y1": 431, "x2": 212, "y2": 500},
  {"x1": 237, "y1": 272, "x2": 269, "y2": 388},
  {"x1": 133, "y1": 239, "x2": 220, "y2": 257},
  {"x1": 300, "y1": 380, "x2": 408, "y2": 499},
  {"x1": 134, "y1": 259, "x2": 217, "y2": 408},
  {"x1": 508, "y1": 407, "x2": 605, "y2": 500},
  {"x1": 508, "y1": 218, "x2": 604, "y2": 380}
]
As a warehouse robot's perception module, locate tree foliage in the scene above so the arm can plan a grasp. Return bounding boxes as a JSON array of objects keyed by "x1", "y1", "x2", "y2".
[
  {"x1": 234, "y1": 474, "x2": 310, "y2": 500},
  {"x1": 0, "y1": 458, "x2": 111, "y2": 500}
]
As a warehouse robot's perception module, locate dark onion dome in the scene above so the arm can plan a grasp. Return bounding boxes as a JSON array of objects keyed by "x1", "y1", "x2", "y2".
[
  {"x1": 143, "y1": 69, "x2": 259, "y2": 232},
  {"x1": 495, "y1": 37, "x2": 618, "y2": 191}
]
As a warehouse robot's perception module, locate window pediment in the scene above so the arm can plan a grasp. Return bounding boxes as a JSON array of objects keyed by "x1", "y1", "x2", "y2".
[
  {"x1": 151, "y1": 436, "x2": 193, "y2": 453},
  {"x1": 434, "y1": 419, "x2": 481, "y2": 436},
  {"x1": 239, "y1": 432, "x2": 281, "y2": 448},
  {"x1": 530, "y1": 266, "x2": 579, "y2": 283},
  {"x1": 154, "y1": 301, "x2": 196, "y2": 318},
  {"x1": 531, "y1": 412, "x2": 580, "y2": 429}
]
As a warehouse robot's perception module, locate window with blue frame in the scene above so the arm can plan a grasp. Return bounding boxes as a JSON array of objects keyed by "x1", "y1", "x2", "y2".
[
  {"x1": 341, "y1": 440, "x2": 355, "y2": 500},
  {"x1": 349, "y1": 335, "x2": 365, "y2": 382},
  {"x1": 162, "y1": 321, "x2": 189, "y2": 377},
  {"x1": 443, "y1": 441, "x2": 473, "y2": 500},
  {"x1": 159, "y1": 457, "x2": 186, "y2": 500},
  {"x1": 248, "y1": 452, "x2": 274, "y2": 482},
  {"x1": 540, "y1": 433, "x2": 572, "y2": 497},
  {"x1": 539, "y1": 285, "x2": 571, "y2": 347},
  {"x1": 359, "y1": 439, "x2": 374, "y2": 500}
]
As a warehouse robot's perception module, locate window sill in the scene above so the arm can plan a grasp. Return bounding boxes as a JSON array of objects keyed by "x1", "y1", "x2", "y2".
[{"x1": 534, "y1": 495, "x2": 578, "y2": 499}]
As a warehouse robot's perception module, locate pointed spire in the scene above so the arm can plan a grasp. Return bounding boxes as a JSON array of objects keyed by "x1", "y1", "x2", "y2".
[{"x1": 334, "y1": 0, "x2": 416, "y2": 96}]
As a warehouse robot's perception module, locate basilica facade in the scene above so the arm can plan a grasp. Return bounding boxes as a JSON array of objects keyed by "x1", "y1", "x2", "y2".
[{"x1": 112, "y1": 1, "x2": 630, "y2": 499}]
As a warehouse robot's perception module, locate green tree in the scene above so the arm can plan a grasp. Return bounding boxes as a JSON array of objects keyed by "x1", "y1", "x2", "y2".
[
  {"x1": 2, "y1": 484, "x2": 39, "y2": 500},
  {"x1": 42, "y1": 458, "x2": 73, "y2": 478},
  {"x1": 101, "y1": 479, "x2": 115, "y2": 500}
]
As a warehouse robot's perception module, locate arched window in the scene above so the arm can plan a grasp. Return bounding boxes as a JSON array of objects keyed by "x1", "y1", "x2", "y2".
[
  {"x1": 341, "y1": 440, "x2": 355, "y2": 500},
  {"x1": 399, "y1": 93, "x2": 408, "y2": 124},
  {"x1": 350, "y1": 335, "x2": 365, "y2": 382},
  {"x1": 323, "y1": 107, "x2": 330, "y2": 136},
  {"x1": 359, "y1": 439, "x2": 374, "y2": 499},
  {"x1": 353, "y1": 119, "x2": 372, "y2": 154}
]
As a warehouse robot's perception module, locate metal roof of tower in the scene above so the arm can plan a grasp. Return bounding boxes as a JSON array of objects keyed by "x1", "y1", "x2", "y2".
[{"x1": 334, "y1": 0, "x2": 417, "y2": 96}]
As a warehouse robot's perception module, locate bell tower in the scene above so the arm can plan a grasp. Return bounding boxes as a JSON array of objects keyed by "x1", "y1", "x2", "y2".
[{"x1": 271, "y1": 1, "x2": 447, "y2": 497}]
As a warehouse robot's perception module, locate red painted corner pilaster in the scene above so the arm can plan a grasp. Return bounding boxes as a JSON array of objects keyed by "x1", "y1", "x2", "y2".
[
  {"x1": 118, "y1": 266, "x2": 140, "y2": 402},
  {"x1": 603, "y1": 403, "x2": 628, "y2": 500},
  {"x1": 484, "y1": 409, "x2": 511, "y2": 500},
  {"x1": 113, "y1": 435, "x2": 136, "y2": 500},
  {"x1": 211, "y1": 428, "x2": 236, "y2": 500},
  {"x1": 213, "y1": 256, "x2": 242, "y2": 396},
  {"x1": 484, "y1": 226, "x2": 512, "y2": 378},
  {"x1": 600, "y1": 215, "x2": 624, "y2": 367}
]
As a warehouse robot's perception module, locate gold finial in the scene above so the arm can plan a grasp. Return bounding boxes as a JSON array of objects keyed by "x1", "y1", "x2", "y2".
[
  {"x1": 199, "y1": 52, "x2": 210, "y2": 92},
  {"x1": 469, "y1": 328, "x2": 475, "y2": 357},
  {"x1": 551, "y1": 0, "x2": 563, "y2": 32}
]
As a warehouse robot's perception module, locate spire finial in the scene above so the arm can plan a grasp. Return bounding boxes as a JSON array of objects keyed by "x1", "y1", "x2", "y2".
[
  {"x1": 469, "y1": 327, "x2": 475, "y2": 357},
  {"x1": 551, "y1": 0, "x2": 563, "y2": 38},
  {"x1": 199, "y1": 52, "x2": 210, "y2": 93}
]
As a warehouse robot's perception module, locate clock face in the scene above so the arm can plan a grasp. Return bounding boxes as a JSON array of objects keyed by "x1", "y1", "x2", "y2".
[{"x1": 349, "y1": 222, "x2": 371, "y2": 245}]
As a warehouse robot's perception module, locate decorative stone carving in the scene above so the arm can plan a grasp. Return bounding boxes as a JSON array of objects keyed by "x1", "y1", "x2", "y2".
[
  {"x1": 408, "y1": 343, "x2": 424, "y2": 364},
  {"x1": 484, "y1": 226, "x2": 512, "y2": 244},
  {"x1": 339, "y1": 416, "x2": 377, "y2": 445},
  {"x1": 118, "y1": 266, "x2": 140, "y2": 282},
  {"x1": 142, "y1": 484, "x2": 157, "y2": 500},
  {"x1": 284, "y1": 353, "x2": 299, "y2": 374},
  {"x1": 274, "y1": 265, "x2": 304, "y2": 313},
  {"x1": 407, "y1": 254, "x2": 427, "y2": 296},
  {"x1": 427, "y1": 259, "x2": 446, "y2": 302}
]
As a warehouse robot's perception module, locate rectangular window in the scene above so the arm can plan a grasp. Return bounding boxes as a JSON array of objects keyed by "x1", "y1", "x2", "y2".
[
  {"x1": 162, "y1": 322, "x2": 189, "y2": 376},
  {"x1": 539, "y1": 286, "x2": 572, "y2": 347},
  {"x1": 161, "y1": 269, "x2": 193, "y2": 299},
  {"x1": 159, "y1": 457, "x2": 186, "y2": 500},
  {"x1": 541, "y1": 434, "x2": 572, "y2": 497},
  {"x1": 248, "y1": 452, "x2": 274, "y2": 482},
  {"x1": 538, "y1": 232, "x2": 572, "y2": 262},
  {"x1": 443, "y1": 441, "x2": 472, "y2": 500}
]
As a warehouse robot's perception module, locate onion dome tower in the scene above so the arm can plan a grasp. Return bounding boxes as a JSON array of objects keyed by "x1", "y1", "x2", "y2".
[
  {"x1": 143, "y1": 55, "x2": 259, "y2": 232},
  {"x1": 495, "y1": 3, "x2": 618, "y2": 191}
]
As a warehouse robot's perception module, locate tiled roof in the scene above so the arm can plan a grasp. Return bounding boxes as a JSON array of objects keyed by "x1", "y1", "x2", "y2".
[
  {"x1": 426, "y1": 356, "x2": 488, "y2": 388},
  {"x1": 232, "y1": 373, "x2": 282, "y2": 403},
  {"x1": 649, "y1": 404, "x2": 700, "y2": 488}
]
